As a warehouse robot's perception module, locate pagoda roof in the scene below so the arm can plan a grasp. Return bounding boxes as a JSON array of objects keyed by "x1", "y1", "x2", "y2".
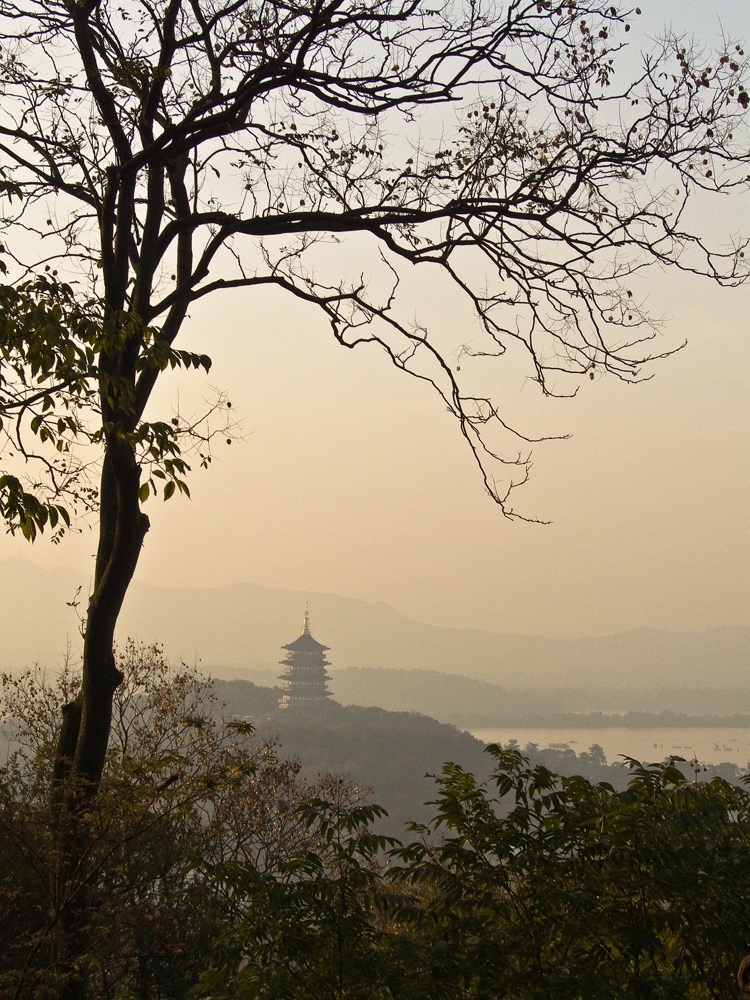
[{"x1": 282, "y1": 632, "x2": 330, "y2": 653}]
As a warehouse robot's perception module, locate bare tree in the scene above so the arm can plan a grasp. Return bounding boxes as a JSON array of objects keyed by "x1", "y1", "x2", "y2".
[{"x1": 0, "y1": 0, "x2": 748, "y2": 992}]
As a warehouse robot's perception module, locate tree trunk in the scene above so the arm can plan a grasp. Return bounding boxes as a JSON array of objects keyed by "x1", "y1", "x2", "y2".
[{"x1": 52, "y1": 441, "x2": 149, "y2": 998}]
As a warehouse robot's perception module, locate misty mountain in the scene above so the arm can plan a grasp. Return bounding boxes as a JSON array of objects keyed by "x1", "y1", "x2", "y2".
[
  {"x1": 328, "y1": 668, "x2": 750, "y2": 725},
  {"x1": 330, "y1": 666, "x2": 562, "y2": 727},
  {"x1": 1, "y1": 558, "x2": 748, "y2": 703}
]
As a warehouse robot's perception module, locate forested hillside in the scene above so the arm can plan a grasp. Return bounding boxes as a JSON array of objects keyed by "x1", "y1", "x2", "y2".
[{"x1": 215, "y1": 679, "x2": 640, "y2": 832}]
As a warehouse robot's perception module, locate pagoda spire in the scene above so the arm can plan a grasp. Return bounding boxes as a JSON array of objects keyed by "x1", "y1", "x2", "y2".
[{"x1": 302, "y1": 603, "x2": 310, "y2": 634}]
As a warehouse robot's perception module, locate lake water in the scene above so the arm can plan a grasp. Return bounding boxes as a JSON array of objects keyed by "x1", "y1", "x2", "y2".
[{"x1": 469, "y1": 727, "x2": 750, "y2": 769}]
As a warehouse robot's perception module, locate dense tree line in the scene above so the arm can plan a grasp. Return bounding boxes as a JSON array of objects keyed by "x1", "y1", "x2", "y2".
[
  {"x1": 201, "y1": 750, "x2": 750, "y2": 999},
  {"x1": 3, "y1": 650, "x2": 750, "y2": 998}
]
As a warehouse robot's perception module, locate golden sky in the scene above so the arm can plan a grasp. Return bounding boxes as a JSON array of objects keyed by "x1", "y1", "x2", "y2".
[{"x1": 3, "y1": 0, "x2": 749, "y2": 640}]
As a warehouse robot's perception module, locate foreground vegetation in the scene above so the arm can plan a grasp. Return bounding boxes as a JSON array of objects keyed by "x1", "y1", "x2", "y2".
[{"x1": 3, "y1": 648, "x2": 750, "y2": 998}]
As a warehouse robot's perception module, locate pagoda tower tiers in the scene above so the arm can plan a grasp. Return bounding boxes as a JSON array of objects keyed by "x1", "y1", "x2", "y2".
[{"x1": 278, "y1": 609, "x2": 332, "y2": 711}]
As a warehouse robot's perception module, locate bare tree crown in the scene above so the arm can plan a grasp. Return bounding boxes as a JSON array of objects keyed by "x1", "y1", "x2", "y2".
[{"x1": 1, "y1": 0, "x2": 748, "y2": 528}]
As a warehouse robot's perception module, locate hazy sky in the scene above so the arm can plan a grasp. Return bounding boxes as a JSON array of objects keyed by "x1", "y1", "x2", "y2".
[{"x1": 3, "y1": 1, "x2": 749, "y2": 640}]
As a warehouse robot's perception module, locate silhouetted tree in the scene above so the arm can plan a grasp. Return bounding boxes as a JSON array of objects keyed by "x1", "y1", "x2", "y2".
[{"x1": 0, "y1": 0, "x2": 748, "y2": 991}]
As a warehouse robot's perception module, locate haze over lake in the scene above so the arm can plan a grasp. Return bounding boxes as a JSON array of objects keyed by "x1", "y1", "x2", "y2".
[{"x1": 471, "y1": 728, "x2": 750, "y2": 770}]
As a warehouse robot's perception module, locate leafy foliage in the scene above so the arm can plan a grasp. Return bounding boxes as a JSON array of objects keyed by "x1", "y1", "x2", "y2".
[
  {"x1": 201, "y1": 747, "x2": 750, "y2": 999},
  {"x1": 0, "y1": 265, "x2": 229, "y2": 540},
  {"x1": 0, "y1": 272, "x2": 98, "y2": 539},
  {"x1": 396, "y1": 748, "x2": 750, "y2": 997},
  {"x1": 199, "y1": 797, "x2": 410, "y2": 1000},
  {"x1": 0, "y1": 643, "x2": 366, "y2": 998}
]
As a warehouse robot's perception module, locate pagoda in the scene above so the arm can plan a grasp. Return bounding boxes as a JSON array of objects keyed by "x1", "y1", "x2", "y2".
[{"x1": 277, "y1": 608, "x2": 332, "y2": 711}]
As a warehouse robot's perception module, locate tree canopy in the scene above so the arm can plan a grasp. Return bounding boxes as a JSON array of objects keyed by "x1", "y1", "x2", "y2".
[
  {"x1": 201, "y1": 747, "x2": 750, "y2": 999},
  {"x1": 1, "y1": 0, "x2": 747, "y2": 526}
]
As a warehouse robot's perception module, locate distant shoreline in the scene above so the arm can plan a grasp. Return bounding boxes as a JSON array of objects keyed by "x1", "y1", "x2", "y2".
[{"x1": 463, "y1": 711, "x2": 750, "y2": 730}]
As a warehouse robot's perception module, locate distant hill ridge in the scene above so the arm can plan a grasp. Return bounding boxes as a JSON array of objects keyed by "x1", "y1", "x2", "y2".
[{"x1": 1, "y1": 557, "x2": 747, "y2": 699}]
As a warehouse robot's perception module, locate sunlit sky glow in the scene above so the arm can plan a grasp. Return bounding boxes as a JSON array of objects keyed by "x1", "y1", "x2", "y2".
[{"x1": 3, "y1": 0, "x2": 748, "y2": 640}]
